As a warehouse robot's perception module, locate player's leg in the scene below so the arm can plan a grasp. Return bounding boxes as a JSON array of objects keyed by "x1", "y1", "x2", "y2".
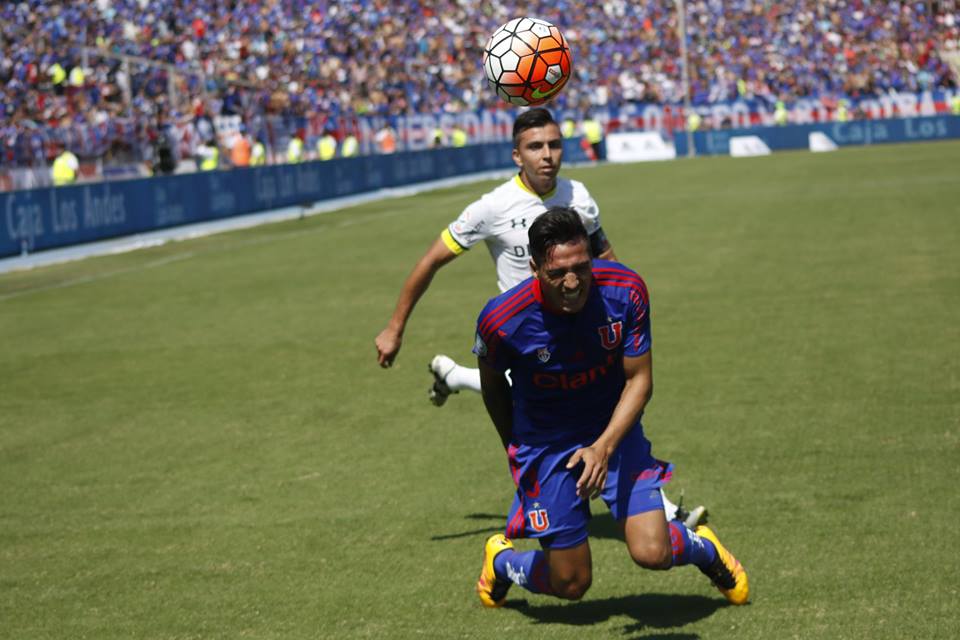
[
  {"x1": 619, "y1": 482, "x2": 722, "y2": 572},
  {"x1": 428, "y1": 354, "x2": 481, "y2": 406},
  {"x1": 623, "y1": 508, "x2": 672, "y2": 569},
  {"x1": 477, "y1": 444, "x2": 593, "y2": 606},
  {"x1": 477, "y1": 536, "x2": 592, "y2": 606},
  {"x1": 542, "y1": 542, "x2": 592, "y2": 600},
  {"x1": 604, "y1": 428, "x2": 748, "y2": 602}
]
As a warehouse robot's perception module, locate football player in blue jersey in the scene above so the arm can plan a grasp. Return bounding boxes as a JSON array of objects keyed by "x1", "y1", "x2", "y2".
[
  {"x1": 375, "y1": 108, "x2": 707, "y2": 528},
  {"x1": 473, "y1": 207, "x2": 749, "y2": 607}
]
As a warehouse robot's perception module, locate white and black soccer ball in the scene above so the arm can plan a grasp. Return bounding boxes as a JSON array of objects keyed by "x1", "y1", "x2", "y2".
[{"x1": 482, "y1": 17, "x2": 572, "y2": 107}]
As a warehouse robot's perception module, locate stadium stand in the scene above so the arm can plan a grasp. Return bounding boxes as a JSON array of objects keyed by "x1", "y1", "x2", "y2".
[{"x1": 1, "y1": 1, "x2": 958, "y2": 178}]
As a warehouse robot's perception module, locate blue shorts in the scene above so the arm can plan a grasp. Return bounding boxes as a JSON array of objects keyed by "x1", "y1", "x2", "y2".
[{"x1": 503, "y1": 425, "x2": 673, "y2": 550}]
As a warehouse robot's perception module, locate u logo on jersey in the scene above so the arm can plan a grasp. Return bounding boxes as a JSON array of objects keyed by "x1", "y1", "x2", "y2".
[
  {"x1": 527, "y1": 509, "x2": 550, "y2": 532},
  {"x1": 598, "y1": 321, "x2": 623, "y2": 350}
]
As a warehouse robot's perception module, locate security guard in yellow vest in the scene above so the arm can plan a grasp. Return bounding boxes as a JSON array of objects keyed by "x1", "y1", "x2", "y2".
[
  {"x1": 198, "y1": 139, "x2": 219, "y2": 171},
  {"x1": 250, "y1": 140, "x2": 266, "y2": 166},
  {"x1": 951, "y1": 94, "x2": 960, "y2": 115},
  {"x1": 317, "y1": 132, "x2": 337, "y2": 160},
  {"x1": 287, "y1": 133, "x2": 305, "y2": 163},
  {"x1": 51, "y1": 148, "x2": 79, "y2": 185},
  {"x1": 582, "y1": 114, "x2": 604, "y2": 160},
  {"x1": 835, "y1": 100, "x2": 849, "y2": 122},
  {"x1": 341, "y1": 134, "x2": 359, "y2": 157},
  {"x1": 451, "y1": 125, "x2": 468, "y2": 147},
  {"x1": 68, "y1": 65, "x2": 85, "y2": 88},
  {"x1": 774, "y1": 100, "x2": 789, "y2": 125},
  {"x1": 49, "y1": 62, "x2": 67, "y2": 91},
  {"x1": 686, "y1": 111, "x2": 702, "y2": 132},
  {"x1": 561, "y1": 118, "x2": 576, "y2": 138}
]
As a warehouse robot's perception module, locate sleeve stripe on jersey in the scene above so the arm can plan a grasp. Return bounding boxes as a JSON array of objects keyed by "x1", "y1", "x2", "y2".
[
  {"x1": 479, "y1": 289, "x2": 534, "y2": 338},
  {"x1": 440, "y1": 228, "x2": 466, "y2": 255},
  {"x1": 594, "y1": 270, "x2": 649, "y2": 304},
  {"x1": 593, "y1": 266, "x2": 645, "y2": 284},
  {"x1": 593, "y1": 266, "x2": 642, "y2": 277},
  {"x1": 598, "y1": 282, "x2": 649, "y2": 318},
  {"x1": 478, "y1": 286, "x2": 535, "y2": 338},
  {"x1": 595, "y1": 275, "x2": 648, "y2": 299}
]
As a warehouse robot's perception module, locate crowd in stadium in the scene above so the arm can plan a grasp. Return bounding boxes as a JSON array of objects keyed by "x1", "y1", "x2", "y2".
[{"x1": 2, "y1": 0, "x2": 959, "y2": 169}]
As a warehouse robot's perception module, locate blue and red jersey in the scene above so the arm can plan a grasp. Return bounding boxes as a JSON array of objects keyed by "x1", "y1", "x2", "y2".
[{"x1": 473, "y1": 259, "x2": 651, "y2": 446}]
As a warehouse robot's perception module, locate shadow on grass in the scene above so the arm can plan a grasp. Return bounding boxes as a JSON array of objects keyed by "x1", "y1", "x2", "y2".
[
  {"x1": 434, "y1": 514, "x2": 729, "y2": 637},
  {"x1": 431, "y1": 511, "x2": 625, "y2": 542},
  {"x1": 430, "y1": 513, "x2": 503, "y2": 541},
  {"x1": 505, "y1": 593, "x2": 725, "y2": 638}
]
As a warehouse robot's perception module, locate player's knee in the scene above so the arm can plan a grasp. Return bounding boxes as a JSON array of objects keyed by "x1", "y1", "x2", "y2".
[
  {"x1": 552, "y1": 574, "x2": 592, "y2": 600},
  {"x1": 549, "y1": 563, "x2": 592, "y2": 600},
  {"x1": 627, "y1": 537, "x2": 672, "y2": 570}
]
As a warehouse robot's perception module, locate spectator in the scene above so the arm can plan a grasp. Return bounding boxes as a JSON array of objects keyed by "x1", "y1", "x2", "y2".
[
  {"x1": 51, "y1": 143, "x2": 78, "y2": 185},
  {"x1": 0, "y1": 0, "x2": 957, "y2": 177}
]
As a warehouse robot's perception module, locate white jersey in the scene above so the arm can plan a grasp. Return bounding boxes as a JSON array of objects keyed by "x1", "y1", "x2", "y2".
[{"x1": 442, "y1": 175, "x2": 601, "y2": 292}]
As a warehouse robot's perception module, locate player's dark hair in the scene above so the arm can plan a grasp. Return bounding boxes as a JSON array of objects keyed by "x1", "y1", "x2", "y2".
[
  {"x1": 512, "y1": 108, "x2": 557, "y2": 147},
  {"x1": 528, "y1": 207, "x2": 589, "y2": 267}
]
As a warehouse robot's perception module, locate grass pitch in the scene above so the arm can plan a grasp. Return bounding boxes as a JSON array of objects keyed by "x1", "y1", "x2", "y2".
[{"x1": 1, "y1": 140, "x2": 958, "y2": 639}]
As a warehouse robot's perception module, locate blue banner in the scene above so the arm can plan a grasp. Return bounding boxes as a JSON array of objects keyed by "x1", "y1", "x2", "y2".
[
  {"x1": 1, "y1": 140, "x2": 592, "y2": 258},
  {"x1": 673, "y1": 115, "x2": 960, "y2": 157}
]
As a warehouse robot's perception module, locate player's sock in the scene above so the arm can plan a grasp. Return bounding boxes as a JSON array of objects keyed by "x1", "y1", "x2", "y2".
[
  {"x1": 661, "y1": 490, "x2": 679, "y2": 521},
  {"x1": 444, "y1": 364, "x2": 481, "y2": 392},
  {"x1": 493, "y1": 548, "x2": 554, "y2": 595},
  {"x1": 668, "y1": 519, "x2": 718, "y2": 568}
]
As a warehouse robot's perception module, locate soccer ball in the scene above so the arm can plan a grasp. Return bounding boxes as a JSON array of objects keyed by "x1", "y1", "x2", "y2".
[{"x1": 482, "y1": 17, "x2": 572, "y2": 107}]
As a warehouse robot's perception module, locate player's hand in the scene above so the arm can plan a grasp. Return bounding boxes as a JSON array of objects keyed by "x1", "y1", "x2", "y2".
[
  {"x1": 567, "y1": 446, "x2": 608, "y2": 500},
  {"x1": 374, "y1": 327, "x2": 402, "y2": 368}
]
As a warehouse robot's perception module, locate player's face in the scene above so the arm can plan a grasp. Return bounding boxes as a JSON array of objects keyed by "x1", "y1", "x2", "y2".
[
  {"x1": 532, "y1": 238, "x2": 592, "y2": 314},
  {"x1": 513, "y1": 123, "x2": 563, "y2": 196}
]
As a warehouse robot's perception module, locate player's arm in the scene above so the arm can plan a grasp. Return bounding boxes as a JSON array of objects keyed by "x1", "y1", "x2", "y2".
[
  {"x1": 478, "y1": 357, "x2": 514, "y2": 450},
  {"x1": 590, "y1": 227, "x2": 617, "y2": 261},
  {"x1": 567, "y1": 351, "x2": 652, "y2": 498},
  {"x1": 374, "y1": 235, "x2": 459, "y2": 367}
]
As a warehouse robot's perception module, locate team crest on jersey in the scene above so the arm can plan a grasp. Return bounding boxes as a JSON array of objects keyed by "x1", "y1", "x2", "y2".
[
  {"x1": 536, "y1": 346, "x2": 552, "y2": 363},
  {"x1": 597, "y1": 321, "x2": 623, "y2": 350},
  {"x1": 527, "y1": 508, "x2": 550, "y2": 532}
]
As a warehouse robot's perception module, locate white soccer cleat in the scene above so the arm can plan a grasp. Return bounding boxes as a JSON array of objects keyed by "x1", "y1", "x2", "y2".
[
  {"x1": 428, "y1": 354, "x2": 459, "y2": 407},
  {"x1": 682, "y1": 505, "x2": 709, "y2": 529},
  {"x1": 670, "y1": 491, "x2": 709, "y2": 529}
]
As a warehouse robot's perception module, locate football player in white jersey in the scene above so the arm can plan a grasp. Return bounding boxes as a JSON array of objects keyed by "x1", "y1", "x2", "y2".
[
  {"x1": 374, "y1": 109, "x2": 706, "y2": 527},
  {"x1": 375, "y1": 109, "x2": 615, "y2": 374}
]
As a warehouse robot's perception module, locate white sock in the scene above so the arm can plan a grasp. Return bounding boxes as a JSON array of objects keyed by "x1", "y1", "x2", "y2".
[
  {"x1": 445, "y1": 365, "x2": 482, "y2": 393},
  {"x1": 661, "y1": 489, "x2": 679, "y2": 521}
]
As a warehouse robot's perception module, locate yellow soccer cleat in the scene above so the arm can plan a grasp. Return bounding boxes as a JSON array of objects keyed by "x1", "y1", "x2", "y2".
[
  {"x1": 476, "y1": 534, "x2": 514, "y2": 608},
  {"x1": 696, "y1": 525, "x2": 749, "y2": 605}
]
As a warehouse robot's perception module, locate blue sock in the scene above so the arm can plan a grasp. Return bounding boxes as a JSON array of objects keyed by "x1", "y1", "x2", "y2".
[
  {"x1": 668, "y1": 520, "x2": 717, "y2": 568},
  {"x1": 494, "y1": 548, "x2": 554, "y2": 595}
]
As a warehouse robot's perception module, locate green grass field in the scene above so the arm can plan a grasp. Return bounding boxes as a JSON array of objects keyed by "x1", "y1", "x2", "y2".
[{"x1": 1, "y1": 140, "x2": 958, "y2": 639}]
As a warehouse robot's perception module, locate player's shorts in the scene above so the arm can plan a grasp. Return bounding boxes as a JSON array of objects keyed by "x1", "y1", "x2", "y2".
[{"x1": 503, "y1": 425, "x2": 673, "y2": 550}]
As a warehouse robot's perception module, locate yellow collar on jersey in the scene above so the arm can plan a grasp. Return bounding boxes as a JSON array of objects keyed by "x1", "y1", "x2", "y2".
[{"x1": 514, "y1": 174, "x2": 557, "y2": 200}]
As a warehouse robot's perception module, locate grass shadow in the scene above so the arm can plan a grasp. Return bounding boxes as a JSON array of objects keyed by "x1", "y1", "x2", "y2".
[
  {"x1": 505, "y1": 592, "x2": 727, "y2": 638},
  {"x1": 429, "y1": 513, "x2": 505, "y2": 541}
]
